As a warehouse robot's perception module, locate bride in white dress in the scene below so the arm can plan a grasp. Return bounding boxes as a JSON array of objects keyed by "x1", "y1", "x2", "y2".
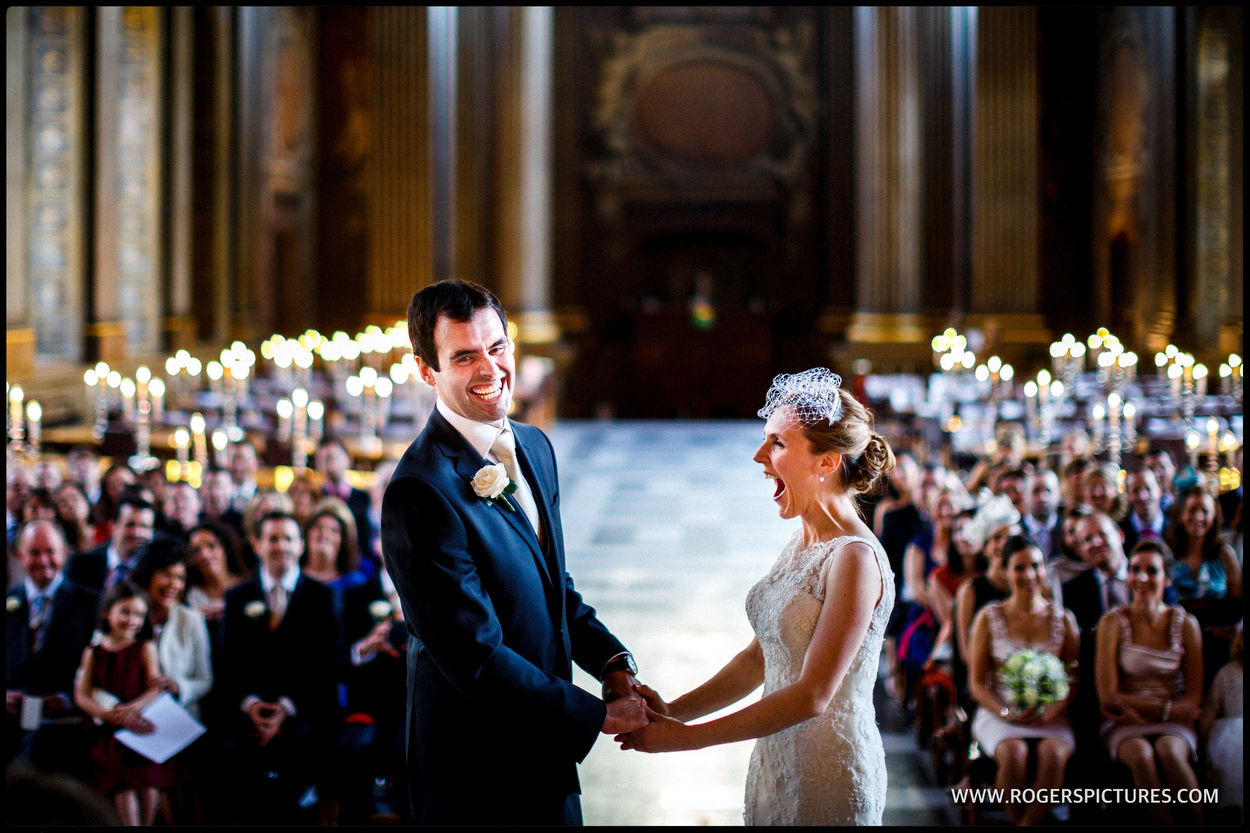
[{"x1": 619, "y1": 369, "x2": 896, "y2": 825}]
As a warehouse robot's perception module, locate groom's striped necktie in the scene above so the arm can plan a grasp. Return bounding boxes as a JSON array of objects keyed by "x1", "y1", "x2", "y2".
[{"x1": 490, "y1": 428, "x2": 543, "y2": 545}]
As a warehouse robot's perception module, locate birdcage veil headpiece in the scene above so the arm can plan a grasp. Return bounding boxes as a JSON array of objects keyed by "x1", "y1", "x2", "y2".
[{"x1": 757, "y1": 368, "x2": 844, "y2": 430}]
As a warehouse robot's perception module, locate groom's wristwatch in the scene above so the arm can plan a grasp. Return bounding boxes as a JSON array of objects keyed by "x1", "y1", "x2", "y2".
[{"x1": 601, "y1": 652, "x2": 638, "y2": 680}]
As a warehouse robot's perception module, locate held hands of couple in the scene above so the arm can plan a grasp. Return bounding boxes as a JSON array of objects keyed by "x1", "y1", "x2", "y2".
[{"x1": 600, "y1": 671, "x2": 648, "y2": 734}]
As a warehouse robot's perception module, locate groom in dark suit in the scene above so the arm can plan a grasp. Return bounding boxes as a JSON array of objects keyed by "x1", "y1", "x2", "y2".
[{"x1": 382, "y1": 281, "x2": 647, "y2": 825}]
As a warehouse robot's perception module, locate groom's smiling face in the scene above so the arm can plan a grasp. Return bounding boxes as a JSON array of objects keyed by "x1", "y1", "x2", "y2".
[{"x1": 418, "y1": 308, "x2": 515, "y2": 425}]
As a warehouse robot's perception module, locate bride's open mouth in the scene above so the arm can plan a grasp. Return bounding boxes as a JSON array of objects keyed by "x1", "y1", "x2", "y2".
[{"x1": 767, "y1": 473, "x2": 786, "y2": 500}]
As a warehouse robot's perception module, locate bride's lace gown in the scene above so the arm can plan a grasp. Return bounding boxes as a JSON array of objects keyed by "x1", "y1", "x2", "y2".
[{"x1": 743, "y1": 532, "x2": 895, "y2": 825}]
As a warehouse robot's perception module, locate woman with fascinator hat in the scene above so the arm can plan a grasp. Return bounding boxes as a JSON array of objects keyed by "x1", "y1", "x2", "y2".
[{"x1": 617, "y1": 369, "x2": 897, "y2": 825}]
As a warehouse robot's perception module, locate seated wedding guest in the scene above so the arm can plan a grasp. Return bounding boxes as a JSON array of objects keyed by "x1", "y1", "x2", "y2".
[
  {"x1": 66, "y1": 447, "x2": 103, "y2": 505},
  {"x1": 1059, "y1": 457, "x2": 1093, "y2": 515},
  {"x1": 185, "y1": 522, "x2": 248, "y2": 623},
  {"x1": 198, "y1": 467, "x2": 244, "y2": 543},
  {"x1": 6, "y1": 521, "x2": 99, "y2": 774},
  {"x1": 287, "y1": 471, "x2": 323, "y2": 529},
  {"x1": 1062, "y1": 510, "x2": 1129, "y2": 742},
  {"x1": 335, "y1": 564, "x2": 410, "y2": 823},
  {"x1": 220, "y1": 511, "x2": 338, "y2": 823},
  {"x1": 302, "y1": 498, "x2": 369, "y2": 592},
  {"x1": 20, "y1": 488, "x2": 59, "y2": 527},
  {"x1": 140, "y1": 469, "x2": 170, "y2": 520},
  {"x1": 1022, "y1": 470, "x2": 1061, "y2": 558},
  {"x1": 1199, "y1": 626, "x2": 1243, "y2": 820},
  {"x1": 931, "y1": 509, "x2": 983, "y2": 673},
  {"x1": 873, "y1": 453, "x2": 919, "y2": 541},
  {"x1": 90, "y1": 464, "x2": 138, "y2": 544},
  {"x1": 243, "y1": 488, "x2": 294, "y2": 541},
  {"x1": 54, "y1": 482, "x2": 97, "y2": 554},
  {"x1": 7, "y1": 464, "x2": 31, "y2": 550},
  {"x1": 130, "y1": 539, "x2": 213, "y2": 720},
  {"x1": 228, "y1": 441, "x2": 260, "y2": 515},
  {"x1": 1166, "y1": 483, "x2": 1241, "y2": 601},
  {"x1": 30, "y1": 461, "x2": 64, "y2": 491},
  {"x1": 1095, "y1": 540, "x2": 1204, "y2": 825},
  {"x1": 955, "y1": 495, "x2": 1021, "y2": 667},
  {"x1": 315, "y1": 439, "x2": 372, "y2": 562},
  {"x1": 899, "y1": 485, "x2": 967, "y2": 674},
  {"x1": 1047, "y1": 506, "x2": 1093, "y2": 586},
  {"x1": 968, "y1": 536, "x2": 1079, "y2": 826},
  {"x1": 162, "y1": 481, "x2": 202, "y2": 537},
  {"x1": 966, "y1": 425, "x2": 1026, "y2": 495},
  {"x1": 1121, "y1": 468, "x2": 1169, "y2": 553},
  {"x1": 1144, "y1": 448, "x2": 1178, "y2": 515},
  {"x1": 74, "y1": 580, "x2": 175, "y2": 826},
  {"x1": 996, "y1": 469, "x2": 1028, "y2": 518},
  {"x1": 1083, "y1": 463, "x2": 1128, "y2": 522},
  {"x1": 66, "y1": 495, "x2": 156, "y2": 594},
  {"x1": 1060, "y1": 430, "x2": 1092, "y2": 468}
]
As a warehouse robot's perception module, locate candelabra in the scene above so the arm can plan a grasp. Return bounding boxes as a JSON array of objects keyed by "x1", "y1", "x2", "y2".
[
  {"x1": 1219, "y1": 354, "x2": 1243, "y2": 407},
  {"x1": 1049, "y1": 334, "x2": 1086, "y2": 394}
]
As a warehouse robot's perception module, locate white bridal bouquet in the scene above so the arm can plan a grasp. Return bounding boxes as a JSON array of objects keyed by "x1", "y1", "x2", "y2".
[{"x1": 996, "y1": 647, "x2": 1070, "y2": 715}]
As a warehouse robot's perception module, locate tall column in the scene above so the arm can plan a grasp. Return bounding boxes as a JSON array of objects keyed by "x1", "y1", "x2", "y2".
[
  {"x1": 428, "y1": 6, "x2": 457, "y2": 285},
  {"x1": 367, "y1": 7, "x2": 431, "y2": 319},
  {"x1": 1192, "y1": 10, "x2": 1238, "y2": 353},
  {"x1": 165, "y1": 6, "x2": 195, "y2": 350},
  {"x1": 93, "y1": 6, "x2": 165, "y2": 361},
  {"x1": 846, "y1": 6, "x2": 927, "y2": 345},
  {"x1": 7, "y1": 7, "x2": 33, "y2": 376},
  {"x1": 968, "y1": 7, "x2": 1048, "y2": 345},
  {"x1": 517, "y1": 7, "x2": 556, "y2": 343}
]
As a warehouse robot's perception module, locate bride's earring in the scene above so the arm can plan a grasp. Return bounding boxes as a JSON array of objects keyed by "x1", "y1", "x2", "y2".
[{"x1": 819, "y1": 475, "x2": 825, "y2": 482}]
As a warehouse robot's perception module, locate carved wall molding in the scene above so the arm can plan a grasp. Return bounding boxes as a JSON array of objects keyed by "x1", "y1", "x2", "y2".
[{"x1": 588, "y1": 23, "x2": 818, "y2": 218}]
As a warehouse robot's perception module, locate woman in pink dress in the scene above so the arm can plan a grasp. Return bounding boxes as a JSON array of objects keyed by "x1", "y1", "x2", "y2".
[
  {"x1": 968, "y1": 535, "x2": 1079, "y2": 825},
  {"x1": 1095, "y1": 540, "x2": 1204, "y2": 825}
]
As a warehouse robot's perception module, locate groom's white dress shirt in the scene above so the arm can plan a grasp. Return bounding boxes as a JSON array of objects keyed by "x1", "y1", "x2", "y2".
[{"x1": 436, "y1": 398, "x2": 544, "y2": 543}]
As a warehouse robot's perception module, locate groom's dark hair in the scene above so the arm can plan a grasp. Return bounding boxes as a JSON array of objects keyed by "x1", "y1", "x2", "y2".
[{"x1": 407, "y1": 280, "x2": 508, "y2": 371}]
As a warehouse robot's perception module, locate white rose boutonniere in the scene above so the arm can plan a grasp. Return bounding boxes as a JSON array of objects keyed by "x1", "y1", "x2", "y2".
[
  {"x1": 244, "y1": 600, "x2": 267, "y2": 619},
  {"x1": 472, "y1": 463, "x2": 517, "y2": 512},
  {"x1": 6, "y1": 596, "x2": 21, "y2": 613},
  {"x1": 369, "y1": 600, "x2": 394, "y2": 621}
]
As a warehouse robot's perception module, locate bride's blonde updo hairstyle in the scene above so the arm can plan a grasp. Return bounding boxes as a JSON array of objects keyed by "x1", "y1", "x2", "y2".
[{"x1": 758, "y1": 368, "x2": 896, "y2": 495}]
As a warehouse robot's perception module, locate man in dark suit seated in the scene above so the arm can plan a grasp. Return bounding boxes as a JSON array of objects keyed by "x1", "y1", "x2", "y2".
[
  {"x1": 220, "y1": 511, "x2": 338, "y2": 823},
  {"x1": 5, "y1": 520, "x2": 100, "y2": 778},
  {"x1": 200, "y1": 466, "x2": 247, "y2": 546},
  {"x1": 315, "y1": 438, "x2": 373, "y2": 568},
  {"x1": 1060, "y1": 510, "x2": 1136, "y2": 817},
  {"x1": 1120, "y1": 468, "x2": 1169, "y2": 554},
  {"x1": 64, "y1": 494, "x2": 155, "y2": 593},
  {"x1": 334, "y1": 568, "x2": 409, "y2": 823}
]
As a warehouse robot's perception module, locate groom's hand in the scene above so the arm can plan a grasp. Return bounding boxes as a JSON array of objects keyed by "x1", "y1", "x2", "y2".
[
  {"x1": 601, "y1": 697, "x2": 648, "y2": 734},
  {"x1": 602, "y1": 670, "x2": 643, "y2": 704}
]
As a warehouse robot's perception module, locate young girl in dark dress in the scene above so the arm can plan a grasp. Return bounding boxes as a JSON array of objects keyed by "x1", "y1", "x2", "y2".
[{"x1": 73, "y1": 581, "x2": 176, "y2": 825}]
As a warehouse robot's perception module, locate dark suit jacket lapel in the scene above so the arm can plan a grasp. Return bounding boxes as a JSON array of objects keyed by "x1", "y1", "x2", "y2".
[
  {"x1": 429, "y1": 410, "x2": 554, "y2": 591},
  {"x1": 512, "y1": 432, "x2": 557, "y2": 565},
  {"x1": 7, "y1": 588, "x2": 31, "y2": 672}
]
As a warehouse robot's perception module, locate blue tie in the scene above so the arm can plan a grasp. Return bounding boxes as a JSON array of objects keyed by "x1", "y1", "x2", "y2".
[{"x1": 29, "y1": 595, "x2": 48, "y2": 654}]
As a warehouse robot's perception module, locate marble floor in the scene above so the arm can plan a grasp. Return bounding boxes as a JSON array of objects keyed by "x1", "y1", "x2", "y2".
[{"x1": 547, "y1": 421, "x2": 957, "y2": 826}]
